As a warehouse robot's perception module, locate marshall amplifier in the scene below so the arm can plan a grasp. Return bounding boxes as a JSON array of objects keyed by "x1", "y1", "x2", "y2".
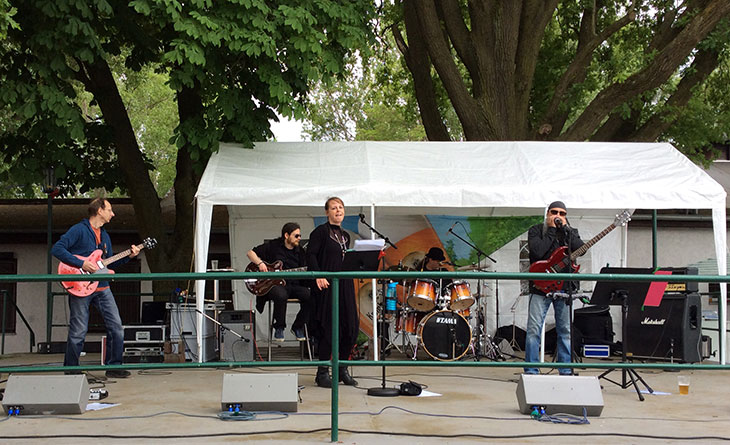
[{"x1": 626, "y1": 292, "x2": 701, "y2": 363}]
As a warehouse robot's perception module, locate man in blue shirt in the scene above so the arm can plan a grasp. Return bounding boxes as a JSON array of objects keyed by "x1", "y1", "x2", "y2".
[{"x1": 52, "y1": 198, "x2": 139, "y2": 378}]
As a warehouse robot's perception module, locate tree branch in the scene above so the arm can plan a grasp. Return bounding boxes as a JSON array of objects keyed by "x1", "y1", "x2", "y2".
[
  {"x1": 395, "y1": 6, "x2": 450, "y2": 141},
  {"x1": 561, "y1": 0, "x2": 730, "y2": 141},
  {"x1": 412, "y1": 0, "x2": 491, "y2": 139},
  {"x1": 540, "y1": 3, "x2": 636, "y2": 137},
  {"x1": 629, "y1": 48, "x2": 720, "y2": 141}
]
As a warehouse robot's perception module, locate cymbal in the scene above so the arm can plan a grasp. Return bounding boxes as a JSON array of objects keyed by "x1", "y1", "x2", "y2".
[
  {"x1": 400, "y1": 251, "x2": 425, "y2": 270},
  {"x1": 457, "y1": 264, "x2": 489, "y2": 271},
  {"x1": 386, "y1": 264, "x2": 415, "y2": 272}
]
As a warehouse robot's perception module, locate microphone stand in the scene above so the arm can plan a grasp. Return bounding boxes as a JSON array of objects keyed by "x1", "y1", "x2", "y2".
[
  {"x1": 359, "y1": 215, "x2": 400, "y2": 397},
  {"x1": 448, "y1": 226, "x2": 499, "y2": 360}
]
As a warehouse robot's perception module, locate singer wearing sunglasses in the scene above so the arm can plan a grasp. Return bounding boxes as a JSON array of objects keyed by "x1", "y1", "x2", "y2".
[
  {"x1": 307, "y1": 197, "x2": 359, "y2": 388},
  {"x1": 524, "y1": 201, "x2": 585, "y2": 375},
  {"x1": 247, "y1": 222, "x2": 311, "y2": 342}
]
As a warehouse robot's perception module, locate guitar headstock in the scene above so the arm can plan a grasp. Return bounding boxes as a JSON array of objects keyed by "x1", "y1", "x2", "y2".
[
  {"x1": 614, "y1": 210, "x2": 631, "y2": 227},
  {"x1": 143, "y1": 237, "x2": 158, "y2": 250}
]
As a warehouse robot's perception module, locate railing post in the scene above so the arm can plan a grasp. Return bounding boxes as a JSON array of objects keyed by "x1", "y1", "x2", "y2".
[
  {"x1": 652, "y1": 210, "x2": 658, "y2": 269},
  {"x1": 331, "y1": 277, "x2": 339, "y2": 443},
  {"x1": 1, "y1": 289, "x2": 7, "y2": 354}
]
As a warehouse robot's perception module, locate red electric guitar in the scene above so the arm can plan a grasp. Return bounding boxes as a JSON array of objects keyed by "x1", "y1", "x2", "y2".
[
  {"x1": 58, "y1": 237, "x2": 157, "y2": 297},
  {"x1": 244, "y1": 260, "x2": 307, "y2": 296},
  {"x1": 529, "y1": 211, "x2": 631, "y2": 294}
]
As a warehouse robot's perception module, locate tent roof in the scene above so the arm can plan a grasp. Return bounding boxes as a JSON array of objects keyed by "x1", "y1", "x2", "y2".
[{"x1": 196, "y1": 141, "x2": 726, "y2": 212}]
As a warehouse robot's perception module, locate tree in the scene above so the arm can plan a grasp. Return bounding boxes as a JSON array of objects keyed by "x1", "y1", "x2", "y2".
[
  {"x1": 0, "y1": 0, "x2": 373, "y2": 290},
  {"x1": 389, "y1": 0, "x2": 730, "y2": 158}
]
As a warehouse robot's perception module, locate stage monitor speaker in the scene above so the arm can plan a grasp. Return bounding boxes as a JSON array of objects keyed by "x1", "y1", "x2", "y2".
[
  {"x1": 221, "y1": 373, "x2": 298, "y2": 412},
  {"x1": 2, "y1": 374, "x2": 89, "y2": 415},
  {"x1": 516, "y1": 374, "x2": 604, "y2": 417},
  {"x1": 219, "y1": 310, "x2": 255, "y2": 362},
  {"x1": 626, "y1": 292, "x2": 702, "y2": 363}
]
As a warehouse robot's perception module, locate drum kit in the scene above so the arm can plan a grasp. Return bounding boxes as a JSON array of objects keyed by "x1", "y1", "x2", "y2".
[{"x1": 360, "y1": 256, "x2": 504, "y2": 362}]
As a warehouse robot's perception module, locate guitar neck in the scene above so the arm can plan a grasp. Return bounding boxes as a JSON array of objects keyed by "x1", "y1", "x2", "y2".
[
  {"x1": 101, "y1": 243, "x2": 145, "y2": 267},
  {"x1": 569, "y1": 223, "x2": 616, "y2": 261}
]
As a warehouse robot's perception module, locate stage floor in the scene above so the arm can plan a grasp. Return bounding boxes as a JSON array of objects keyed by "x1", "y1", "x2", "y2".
[{"x1": 1, "y1": 349, "x2": 729, "y2": 444}]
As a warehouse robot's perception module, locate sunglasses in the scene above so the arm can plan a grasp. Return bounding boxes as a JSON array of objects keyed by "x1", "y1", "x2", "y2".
[
  {"x1": 293, "y1": 234, "x2": 301, "y2": 239},
  {"x1": 549, "y1": 209, "x2": 567, "y2": 216}
]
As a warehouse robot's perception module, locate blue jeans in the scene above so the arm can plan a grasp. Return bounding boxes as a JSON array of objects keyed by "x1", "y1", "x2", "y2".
[
  {"x1": 64, "y1": 288, "x2": 124, "y2": 367},
  {"x1": 524, "y1": 293, "x2": 572, "y2": 375}
]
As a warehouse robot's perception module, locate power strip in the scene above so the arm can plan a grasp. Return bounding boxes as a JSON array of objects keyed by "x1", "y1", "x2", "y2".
[{"x1": 89, "y1": 389, "x2": 109, "y2": 401}]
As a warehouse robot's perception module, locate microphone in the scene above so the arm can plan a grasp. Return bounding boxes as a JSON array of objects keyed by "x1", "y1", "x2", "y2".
[
  {"x1": 554, "y1": 218, "x2": 563, "y2": 228},
  {"x1": 358, "y1": 213, "x2": 366, "y2": 222},
  {"x1": 447, "y1": 221, "x2": 457, "y2": 233}
]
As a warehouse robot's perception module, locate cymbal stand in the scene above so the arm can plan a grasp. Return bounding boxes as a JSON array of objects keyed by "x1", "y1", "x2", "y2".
[
  {"x1": 447, "y1": 223, "x2": 500, "y2": 360},
  {"x1": 509, "y1": 294, "x2": 523, "y2": 351}
]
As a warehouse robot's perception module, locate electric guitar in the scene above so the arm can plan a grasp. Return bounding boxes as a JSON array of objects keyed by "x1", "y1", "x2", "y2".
[
  {"x1": 58, "y1": 237, "x2": 157, "y2": 297},
  {"x1": 244, "y1": 260, "x2": 307, "y2": 296},
  {"x1": 529, "y1": 210, "x2": 631, "y2": 294}
]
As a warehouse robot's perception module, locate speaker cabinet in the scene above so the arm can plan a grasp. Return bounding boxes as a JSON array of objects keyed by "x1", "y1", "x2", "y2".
[
  {"x1": 626, "y1": 292, "x2": 702, "y2": 363},
  {"x1": 219, "y1": 310, "x2": 255, "y2": 362},
  {"x1": 221, "y1": 373, "x2": 298, "y2": 412},
  {"x1": 3, "y1": 375, "x2": 89, "y2": 415},
  {"x1": 516, "y1": 374, "x2": 604, "y2": 416}
]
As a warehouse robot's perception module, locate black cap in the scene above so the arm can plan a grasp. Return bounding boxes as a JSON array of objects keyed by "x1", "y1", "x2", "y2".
[
  {"x1": 547, "y1": 201, "x2": 566, "y2": 212},
  {"x1": 426, "y1": 247, "x2": 446, "y2": 261}
]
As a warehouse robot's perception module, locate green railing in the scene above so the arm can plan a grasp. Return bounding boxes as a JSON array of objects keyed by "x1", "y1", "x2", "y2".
[{"x1": 0, "y1": 270, "x2": 729, "y2": 442}]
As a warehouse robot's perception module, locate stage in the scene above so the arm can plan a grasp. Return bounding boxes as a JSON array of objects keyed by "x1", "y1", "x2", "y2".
[{"x1": 1, "y1": 349, "x2": 729, "y2": 444}]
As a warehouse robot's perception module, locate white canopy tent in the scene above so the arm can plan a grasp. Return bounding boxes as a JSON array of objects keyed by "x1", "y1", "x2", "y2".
[{"x1": 195, "y1": 141, "x2": 727, "y2": 363}]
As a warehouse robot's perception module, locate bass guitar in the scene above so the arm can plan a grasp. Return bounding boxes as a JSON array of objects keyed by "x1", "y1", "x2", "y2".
[
  {"x1": 58, "y1": 237, "x2": 157, "y2": 297},
  {"x1": 529, "y1": 210, "x2": 631, "y2": 294},
  {"x1": 244, "y1": 260, "x2": 307, "y2": 296}
]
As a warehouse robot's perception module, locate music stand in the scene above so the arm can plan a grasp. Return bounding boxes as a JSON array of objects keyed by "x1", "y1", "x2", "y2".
[
  {"x1": 342, "y1": 250, "x2": 381, "y2": 273},
  {"x1": 591, "y1": 267, "x2": 655, "y2": 401}
]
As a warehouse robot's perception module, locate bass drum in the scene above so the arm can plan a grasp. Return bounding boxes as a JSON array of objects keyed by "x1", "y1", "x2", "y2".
[{"x1": 417, "y1": 310, "x2": 472, "y2": 361}]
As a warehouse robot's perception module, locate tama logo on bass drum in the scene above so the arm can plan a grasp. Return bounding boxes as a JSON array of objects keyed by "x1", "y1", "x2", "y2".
[{"x1": 435, "y1": 317, "x2": 457, "y2": 325}]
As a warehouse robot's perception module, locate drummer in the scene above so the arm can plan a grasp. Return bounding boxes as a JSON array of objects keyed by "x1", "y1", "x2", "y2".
[{"x1": 417, "y1": 247, "x2": 453, "y2": 291}]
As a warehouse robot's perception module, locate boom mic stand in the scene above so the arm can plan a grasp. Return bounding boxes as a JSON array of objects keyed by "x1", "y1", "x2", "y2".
[
  {"x1": 358, "y1": 214, "x2": 401, "y2": 397},
  {"x1": 447, "y1": 224, "x2": 500, "y2": 360}
]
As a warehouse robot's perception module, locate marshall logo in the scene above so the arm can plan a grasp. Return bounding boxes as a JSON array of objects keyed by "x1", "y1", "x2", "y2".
[
  {"x1": 641, "y1": 317, "x2": 666, "y2": 326},
  {"x1": 436, "y1": 317, "x2": 457, "y2": 325}
]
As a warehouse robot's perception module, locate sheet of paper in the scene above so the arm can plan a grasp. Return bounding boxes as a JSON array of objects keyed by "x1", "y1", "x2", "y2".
[
  {"x1": 353, "y1": 239, "x2": 385, "y2": 251},
  {"x1": 86, "y1": 403, "x2": 120, "y2": 411},
  {"x1": 417, "y1": 390, "x2": 442, "y2": 397},
  {"x1": 643, "y1": 270, "x2": 670, "y2": 307}
]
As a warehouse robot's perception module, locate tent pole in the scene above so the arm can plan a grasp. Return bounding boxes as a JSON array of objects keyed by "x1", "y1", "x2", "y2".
[
  {"x1": 370, "y1": 204, "x2": 378, "y2": 362},
  {"x1": 652, "y1": 210, "x2": 658, "y2": 269}
]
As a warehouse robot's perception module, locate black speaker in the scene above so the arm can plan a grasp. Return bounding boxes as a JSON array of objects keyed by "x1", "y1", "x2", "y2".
[{"x1": 626, "y1": 292, "x2": 702, "y2": 362}]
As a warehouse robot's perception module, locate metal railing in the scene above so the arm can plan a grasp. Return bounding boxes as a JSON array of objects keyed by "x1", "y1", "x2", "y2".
[
  {"x1": 1, "y1": 289, "x2": 36, "y2": 354},
  {"x1": 0, "y1": 270, "x2": 729, "y2": 442}
]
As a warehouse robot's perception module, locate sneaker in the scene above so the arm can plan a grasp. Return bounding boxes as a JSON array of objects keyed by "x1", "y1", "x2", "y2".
[
  {"x1": 291, "y1": 327, "x2": 306, "y2": 341},
  {"x1": 105, "y1": 370, "x2": 131, "y2": 379},
  {"x1": 274, "y1": 327, "x2": 285, "y2": 342}
]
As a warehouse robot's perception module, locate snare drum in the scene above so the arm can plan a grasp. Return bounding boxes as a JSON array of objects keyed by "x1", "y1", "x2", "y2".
[
  {"x1": 417, "y1": 310, "x2": 472, "y2": 361},
  {"x1": 407, "y1": 279, "x2": 437, "y2": 312},
  {"x1": 395, "y1": 311, "x2": 424, "y2": 335},
  {"x1": 446, "y1": 280, "x2": 475, "y2": 311}
]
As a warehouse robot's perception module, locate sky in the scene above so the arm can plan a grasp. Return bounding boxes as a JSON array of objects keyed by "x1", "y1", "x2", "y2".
[{"x1": 270, "y1": 115, "x2": 305, "y2": 142}]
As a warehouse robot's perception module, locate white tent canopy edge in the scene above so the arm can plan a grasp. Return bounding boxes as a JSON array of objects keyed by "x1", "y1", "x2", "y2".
[{"x1": 194, "y1": 141, "x2": 727, "y2": 364}]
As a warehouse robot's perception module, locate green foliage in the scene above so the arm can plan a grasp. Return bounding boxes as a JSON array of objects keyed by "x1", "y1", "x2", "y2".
[{"x1": 0, "y1": 0, "x2": 374, "y2": 196}]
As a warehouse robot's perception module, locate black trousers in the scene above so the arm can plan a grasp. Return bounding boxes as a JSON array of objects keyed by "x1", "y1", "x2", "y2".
[{"x1": 261, "y1": 284, "x2": 311, "y2": 330}]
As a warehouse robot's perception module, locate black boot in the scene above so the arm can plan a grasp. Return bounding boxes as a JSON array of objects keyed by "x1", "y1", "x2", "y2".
[
  {"x1": 315, "y1": 366, "x2": 332, "y2": 388},
  {"x1": 339, "y1": 366, "x2": 357, "y2": 386}
]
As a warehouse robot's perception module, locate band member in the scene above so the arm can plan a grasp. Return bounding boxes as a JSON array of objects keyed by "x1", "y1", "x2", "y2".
[
  {"x1": 307, "y1": 197, "x2": 358, "y2": 388},
  {"x1": 246, "y1": 222, "x2": 311, "y2": 342},
  {"x1": 51, "y1": 198, "x2": 139, "y2": 378},
  {"x1": 525, "y1": 201, "x2": 584, "y2": 375},
  {"x1": 417, "y1": 247, "x2": 453, "y2": 289}
]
